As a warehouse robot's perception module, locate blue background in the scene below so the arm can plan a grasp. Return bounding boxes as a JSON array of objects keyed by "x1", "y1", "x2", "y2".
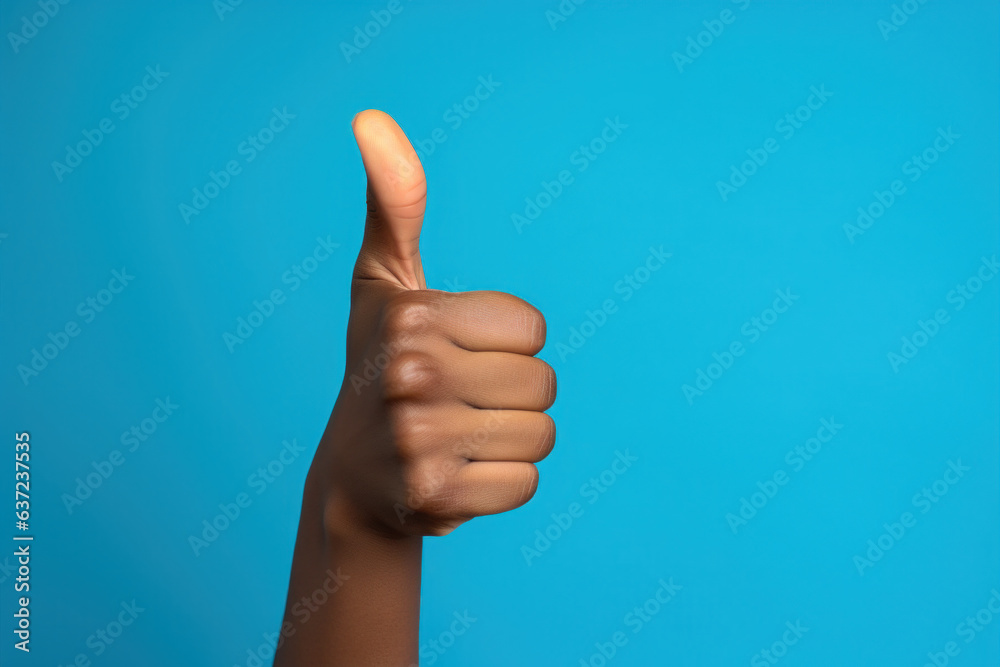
[{"x1": 2, "y1": 1, "x2": 998, "y2": 665}]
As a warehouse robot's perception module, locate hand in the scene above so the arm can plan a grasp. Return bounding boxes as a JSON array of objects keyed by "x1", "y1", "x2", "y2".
[{"x1": 310, "y1": 110, "x2": 557, "y2": 539}]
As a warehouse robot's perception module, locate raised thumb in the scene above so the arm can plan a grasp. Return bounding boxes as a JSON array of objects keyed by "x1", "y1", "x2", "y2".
[{"x1": 351, "y1": 109, "x2": 427, "y2": 290}]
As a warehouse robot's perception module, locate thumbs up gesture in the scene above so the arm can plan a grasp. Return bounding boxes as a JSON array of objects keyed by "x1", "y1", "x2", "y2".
[{"x1": 312, "y1": 110, "x2": 556, "y2": 538}]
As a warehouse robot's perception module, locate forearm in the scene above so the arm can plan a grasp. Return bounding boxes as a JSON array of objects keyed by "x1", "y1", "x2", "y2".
[{"x1": 274, "y1": 472, "x2": 422, "y2": 666}]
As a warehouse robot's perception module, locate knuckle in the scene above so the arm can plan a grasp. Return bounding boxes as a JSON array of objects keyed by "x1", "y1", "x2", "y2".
[
  {"x1": 390, "y1": 407, "x2": 431, "y2": 458},
  {"x1": 404, "y1": 462, "x2": 442, "y2": 508},
  {"x1": 405, "y1": 460, "x2": 458, "y2": 515},
  {"x1": 383, "y1": 351, "x2": 439, "y2": 399},
  {"x1": 381, "y1": 296, "x2": 434, "y2": 341}
]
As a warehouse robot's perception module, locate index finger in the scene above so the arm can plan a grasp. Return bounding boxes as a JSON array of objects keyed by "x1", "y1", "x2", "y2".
[{"x1": 429, "y1": 290, "x2": 546, "y2": 356}]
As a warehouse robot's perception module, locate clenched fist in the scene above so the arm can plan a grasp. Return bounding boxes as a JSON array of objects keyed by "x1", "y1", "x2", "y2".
[
  {"x1": 272, "y1": 111, "x2": 558, "y2": 665},
  {"x1": 276, "y1": 110, "x2": 556, "y2": 666},
  {"x1": 313, "y1": 110, "x2": 556, "y2": 541}
]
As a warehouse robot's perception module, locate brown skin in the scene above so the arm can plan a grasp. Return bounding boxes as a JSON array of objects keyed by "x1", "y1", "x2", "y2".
[{"x1": 273, "y1": 110, "x2": 556, "y2": 666}]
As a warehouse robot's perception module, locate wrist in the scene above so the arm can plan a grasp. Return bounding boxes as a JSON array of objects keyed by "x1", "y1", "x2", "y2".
[
  {"x1": 277, "y1": 451, "x2": 422, "y2": 667},
  {"x1": 304, "y1": 461, "x2": 419, "y2": 549}
]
